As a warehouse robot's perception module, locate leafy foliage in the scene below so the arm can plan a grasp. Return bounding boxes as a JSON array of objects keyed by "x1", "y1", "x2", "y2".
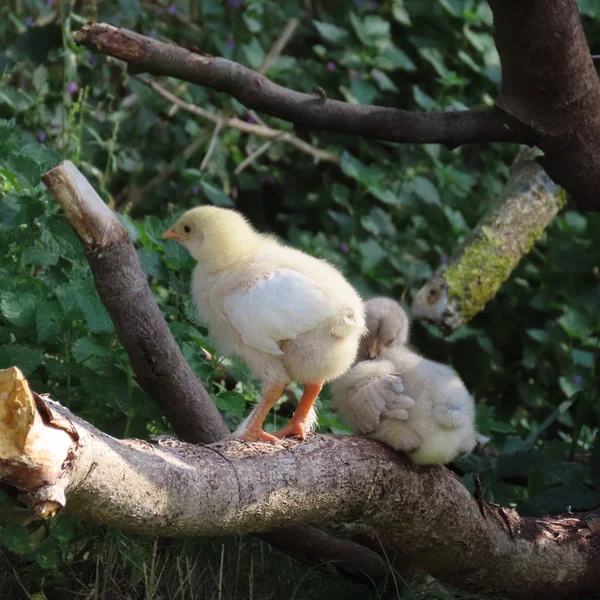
[{"x1": 0, "y1": 0, "x2": 599, "y2": 597}]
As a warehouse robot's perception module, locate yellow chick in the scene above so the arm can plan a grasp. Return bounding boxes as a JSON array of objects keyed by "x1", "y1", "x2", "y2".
[
  {"x1": 163, "y1": 206, "x2": 365, "y2": 443},
  {"x1": 331, "y1": 298, "x2": 476, "y2": 465}
]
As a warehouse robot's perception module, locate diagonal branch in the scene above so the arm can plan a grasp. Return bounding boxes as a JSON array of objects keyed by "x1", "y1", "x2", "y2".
[
  {"x1": 40, "y1": 160, "x2": 390, "y2": 584},
  {"x1": 41, "y1": 161, "x2": 229, "y2": 445},
  {"x1": 3, "y1": 368, "x2": 599, "y2": 600},
  {"x1": 72, "y1": 22, "x2": 536, "y2": 148},
  {"x1": 411, "y1": 148, "x2": 564, "y2": 333}
]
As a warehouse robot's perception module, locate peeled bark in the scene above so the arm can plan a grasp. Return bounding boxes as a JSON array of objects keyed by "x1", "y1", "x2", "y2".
[
  {"x1": 2, "y1": 366, "x2": 599, "y2": 600},
  {"x1": 411, "y1": 149, "x2": 563, "y2": 333}
]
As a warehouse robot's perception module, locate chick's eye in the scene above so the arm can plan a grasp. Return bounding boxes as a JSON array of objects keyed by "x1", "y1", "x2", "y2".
[{"x1": 183, "y1": 225, "x2": 191, "y2": 233}]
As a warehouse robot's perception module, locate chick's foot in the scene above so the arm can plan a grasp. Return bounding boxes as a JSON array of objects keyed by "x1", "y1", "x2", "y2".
[
  {"x1": 274, "y1": 420, "x2": 308, "y2": 440},
  {"x1": 231, "y1": 428, "x2": 282, "y2": 444}
]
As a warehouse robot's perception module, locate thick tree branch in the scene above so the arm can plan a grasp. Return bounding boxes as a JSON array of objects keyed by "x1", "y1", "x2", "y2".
[
  {"x1": 2, "y1": 367, "x2": 599, "y2": 600},
  {"x1": 40, "y1": 161, "x2": 389, "y2": 584},
  {"x1": 490, "y1": 0, "x2": 600, "y2": 211},
  {"x1": 411, "y1": 148, "x2": 563, "y2": 333},
  {"x1": 72, "y1": 22, "x2": 536, "y2": 148}
]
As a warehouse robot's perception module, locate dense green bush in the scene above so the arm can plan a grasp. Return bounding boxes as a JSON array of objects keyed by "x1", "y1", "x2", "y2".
[{"x1": 0, "y1": 0, "x2": 599, "y2": 597}]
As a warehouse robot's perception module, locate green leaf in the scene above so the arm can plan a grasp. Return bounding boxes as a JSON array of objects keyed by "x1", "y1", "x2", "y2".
[
  {"x1": 200, "y1": 181, "x2": 234, "y2": 207},
  {"x1": 71, "y1": 337, "x2": 116, "y2": 363},
  {"x1": 412, "y1": 85, "x2": 437, "y2": 110},
  {"x1": 558, "y1": 308, "x2": 592, "y2": 339},
  {"x1": 526, "y1": 329, "x2": 550, "y2": 343},
  {"x1": 313, "y1": 20, "x2": 349, "y2": 45},
  {"x1": 572, "y1": 349, "x2": 594, "y2": 368},
  {"x1": 0, "y1": 291, "x2": 38, "y2": 328},
  {"x1": 35, "y1": 537, "x2": 59, "y2": 569},
  {"x1": 241, "y1": 38, "x2": 265, "y2": 69},
  {"x1": 36, "y1": 300, "x2": 63, "y2": 344},
  {"x1": 0, "y1": 525, "x2": 33, "y2": 553},
  {"x1": 375, "y1": 45, "x2": 416, "y2": 72},
  {"x1": 563, "y1": 211, "x2": 587, "y2": 232},
  {"x1": 0, "y1": 344, "x2": 45, "y2": 376},
  {"x1": 410, "y1": 177, "x2": 441, "y2": 205},
  {"x1": 559, "y1": 376, "x2": 583, "y2": 398},
  {"x1": 350, "y1": 13, "x2": 390, "y2": 48},
  {"x1": 358, "y1": 239, "x2": 387, "y2": 270},
  {"x1": 392, "y1": 0, "x2": 411, "y2": 25},
  {"x1": 214, "y1": 391, "x2": 247, "y2": 416}
]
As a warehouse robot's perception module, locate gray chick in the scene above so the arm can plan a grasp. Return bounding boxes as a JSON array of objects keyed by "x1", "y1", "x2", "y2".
[{"x1": 330, "y1": 297, "x2": 477, "y2": 465}]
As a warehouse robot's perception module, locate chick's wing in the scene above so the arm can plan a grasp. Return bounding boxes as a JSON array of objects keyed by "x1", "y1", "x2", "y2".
[
  {"x1": 347, "y1": 374, "x2": 415, "y2": 435},
  {"x1": 222, "y1": 268, "x2": 333, "y2": 355}
]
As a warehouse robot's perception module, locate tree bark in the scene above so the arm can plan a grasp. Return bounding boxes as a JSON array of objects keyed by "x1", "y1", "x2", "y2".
[
  {"x1": 411, "y1": 149, "x2": 563, "y2": 333},
  {"x1": 490, "y1": 0, "x2": 600, "y2": 211},
  {"x1": 72, "y1": 22, "x2": 535, "y2": 148},
  {"x1": 2, "y1": 366, "x2": 599, "y2": 600}
]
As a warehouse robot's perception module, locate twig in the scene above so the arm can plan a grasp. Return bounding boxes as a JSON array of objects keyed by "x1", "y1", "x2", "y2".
[
  {"x1": 73, "y1": 22, "x2": 536, "y2": 148},
  {"x1": 234, "y1": 140, "x2": 275, "y2": 175},
  {"x1": 257, "y1": 18, "x2": 299, "y2": 75},
  {"x1": 199, "y1": 119, "x2": 223, "y2": 172},
  {"x1": 133, "y1": 75, "x2": 338, "y2": 165}
]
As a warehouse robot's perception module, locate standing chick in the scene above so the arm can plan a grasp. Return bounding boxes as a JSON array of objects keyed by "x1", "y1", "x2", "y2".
[
  {"x1": 331, "y1": 298, "x2": 476, "y2": 464},
  {"x1": 163, "y1": 206, "x2": 365, "y2": 443}
]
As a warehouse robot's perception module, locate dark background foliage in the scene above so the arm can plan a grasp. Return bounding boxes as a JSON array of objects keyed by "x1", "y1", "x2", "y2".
[{"x1": 0, "y1": 0, "x2": 598, "y2": 597}]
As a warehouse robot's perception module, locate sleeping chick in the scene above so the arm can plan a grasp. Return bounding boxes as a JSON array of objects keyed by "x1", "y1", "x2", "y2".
[
  {"x1": 330, "y1": 297, "x2": 476, "y2": 464},
  {"x1": 163, "y1": 206, "x2": 365, "y2": 443}
]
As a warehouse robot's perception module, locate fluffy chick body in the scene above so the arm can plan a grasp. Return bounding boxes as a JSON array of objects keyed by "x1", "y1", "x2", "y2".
[
  {"x1": 193, "y1": 240, "x2": 365, "y2": 386},
  {"x1": 165, "y1": 206, "x2": 365, "y2": 441},
  {"x1": 331, "y1": 298, "x2": 476, "y2": 464}
]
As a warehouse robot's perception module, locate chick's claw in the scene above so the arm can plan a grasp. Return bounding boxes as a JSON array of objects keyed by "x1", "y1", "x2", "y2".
[
  {"x1": 274, "y1": 421, "x2": 308, "y2": 440},
  {"x1": 232, "y1": 428, "x2": 283, "y2": 445}
]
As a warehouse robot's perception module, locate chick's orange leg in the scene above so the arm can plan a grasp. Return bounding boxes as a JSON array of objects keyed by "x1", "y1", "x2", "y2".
[
  {"x1": 231, "y1": 382, "x2": 286, "y2": 444},
  {"x1": 275, "y1": 382, "x2": 323, "y2": 440}
]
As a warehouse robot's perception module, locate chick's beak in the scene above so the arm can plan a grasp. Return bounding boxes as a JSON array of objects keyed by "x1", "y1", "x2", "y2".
[{"x1": 163, "y1": 226, "x2": 183, "y2": 242}]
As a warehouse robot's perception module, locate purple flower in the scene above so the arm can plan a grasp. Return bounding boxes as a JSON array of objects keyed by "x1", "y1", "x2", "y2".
[
  {"x1": 327, "y1": 62, "x2": 336, "y2": 72},
  {"x1": 67, "y1": 82, "x2": 79, "y2": 95},
  {"x1": 89, "y1": 55, "x2": 98, "y2": 66},
  {"x1": 192, "y1": 185, "x2": 200, "y2": 196},
  {"x1": 444, "y1": 105, "x2": 456, "y2": 112},
  {"x1": 247, "y1": 115, "x2": 256, "y2": 124},
  {"x1": 440, "y1": 253, "x2": 448, "y2": 264},
  {"x1": 167, "y1": 5, "x2": 178, "y2": 14},
  {"x1": 25, "y1": 17, "x2": 34, "y2": 27},
  {"x1": 227, "y1": 0, "x2": 241, "y2": 7},
  {"x1": 227, "y1": 39, "x2": 235, "y2": 52},
  {"x1": 46, "y1": 0, "x2": 54, "y2": 5},
  {"x1": 37, "y1": 131, "x2": 47, "y2": 143},
  {"x1": 574, "y1": 375, "x2": 582, "y2": 385},
  {"x1": 149, "y1": 30, "x2": 157, "y2": 39},
  {"x1": 340, "y1": 243, "x2": 350, "y2": 254}
]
